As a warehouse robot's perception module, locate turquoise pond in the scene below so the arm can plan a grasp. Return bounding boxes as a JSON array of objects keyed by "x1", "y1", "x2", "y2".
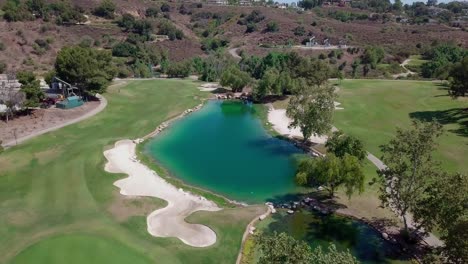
[
  {"x1": 145, "y1": 100, "x2": 304, "y2": 203},
  {"x1": 145, "y1": 100, "x2": 408, "y2": 263}
]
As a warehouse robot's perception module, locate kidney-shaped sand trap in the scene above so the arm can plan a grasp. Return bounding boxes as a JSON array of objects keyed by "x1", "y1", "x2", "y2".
[{"x1": 104, "y1": 140, "x2": 221, "y2": 247}]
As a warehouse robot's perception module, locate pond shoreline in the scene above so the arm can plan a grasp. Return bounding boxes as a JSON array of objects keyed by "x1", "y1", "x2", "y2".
[
  {"x1": 132, "y1": 94, "x2": 413, "y2": 262},
  {"x1": 136, "y1": 98, "x2": 250, "y2": 208}
]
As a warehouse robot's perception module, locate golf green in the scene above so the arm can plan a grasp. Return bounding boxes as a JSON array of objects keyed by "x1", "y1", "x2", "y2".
[{"x1": 145, "y1": 100, "x2": 303, "y2": 203}]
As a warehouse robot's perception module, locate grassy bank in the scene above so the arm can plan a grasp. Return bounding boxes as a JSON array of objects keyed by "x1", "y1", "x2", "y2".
[
  {"x1": 0, "y1": 79, "x2": 264, "y2": 264},
  {"x1": 333, "y1": 79, "x2": 467, "y2": 173}
]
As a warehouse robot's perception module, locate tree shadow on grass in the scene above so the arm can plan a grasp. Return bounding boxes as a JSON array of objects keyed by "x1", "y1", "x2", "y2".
[{"x1": 409, "y1": 107, "x2": 468, "y2": 137}]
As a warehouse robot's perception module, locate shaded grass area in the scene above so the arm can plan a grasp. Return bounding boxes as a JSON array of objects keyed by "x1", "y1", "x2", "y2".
[
  {"x1": 333, "y1": 79, "x2": 468, "y2": 173},
  {"x1": 0, "y1": 79, "x2": 264, "y2": 264}
]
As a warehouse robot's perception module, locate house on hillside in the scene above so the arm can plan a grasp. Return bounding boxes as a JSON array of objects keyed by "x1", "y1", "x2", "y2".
[{"x1": 206, "y1": 0, "x2": 228, "y2": 5}]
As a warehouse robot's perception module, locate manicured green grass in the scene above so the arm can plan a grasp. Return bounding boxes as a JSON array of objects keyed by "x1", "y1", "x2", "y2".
[
  {"x1": 334, "y1": 79, "x2": 467, "y2": 173},
  {"x1": 11, "y1": 234, "x2": 151, "y2": 264},
  {"x1": 405, "y1": 55, "x2": 427, "y2": 73},
  {"x1": 0, "y1": 79, "x2": 264, "y2": 264}
]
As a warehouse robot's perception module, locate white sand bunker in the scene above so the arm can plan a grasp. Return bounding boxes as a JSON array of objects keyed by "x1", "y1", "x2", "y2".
[
  {"x1": 268, "y1": 108, "x2": 331, "y2": 144},
  {"x1": 104, "y1": 140, "x2": 221, "y2": 247},
  {"x1": 198, "y1": 83, "x2": 220, "y2": 92}
]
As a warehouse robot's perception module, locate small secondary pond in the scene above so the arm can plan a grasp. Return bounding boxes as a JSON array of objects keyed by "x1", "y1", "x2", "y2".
[
  {"x1": 256, "y1": 211, "x2": 409, "y2": 264},
  {"x1": 145, "y1": 100, "x2": 303, "y2": 203}
]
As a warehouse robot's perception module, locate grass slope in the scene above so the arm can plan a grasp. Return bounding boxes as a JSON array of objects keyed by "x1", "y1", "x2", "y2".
[
  {"x1": 333, "y1": 79, "x2": 467, "y2": 173},
  {"x1": 0, "y1": 79, "x2": 264, "y2": 264}
]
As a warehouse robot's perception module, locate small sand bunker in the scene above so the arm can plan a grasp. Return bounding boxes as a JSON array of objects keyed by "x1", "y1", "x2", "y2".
[
  {"x1": 198, "y1": 83, "x2": 220, "y2": 92},
  {"x1": 104, "y1": 140, "x2": 221, "y2": 247}
]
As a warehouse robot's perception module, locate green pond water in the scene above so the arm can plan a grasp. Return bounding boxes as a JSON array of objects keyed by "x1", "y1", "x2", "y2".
[
  {"x1": 145, "y1": 100, "x2": 303, "y2": 203},
  {"x1": 257, "y1": 211, "x2": 409, "y2": 264},
  {"x1": 145, "y1": 100, "x2": 407, "y2": 263}
]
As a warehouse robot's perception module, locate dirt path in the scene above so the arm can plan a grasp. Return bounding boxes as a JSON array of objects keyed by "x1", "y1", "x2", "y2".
[
  {"x1": 2, "y1": 95, "x2": 107, "y2": 148},
  {"x1": 393, "y1": 58, "x2": 416, "y2": 79},
  {"x1": 228, "y1": 48, "x2": 242, "y2": 60},
  {"x1": 236, "y1": 206, "x2": 271, "y2": 264}
]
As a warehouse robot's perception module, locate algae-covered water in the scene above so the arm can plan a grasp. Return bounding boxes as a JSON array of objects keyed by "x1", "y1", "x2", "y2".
[
  {"x1": 145, "y1": 100, "x2": 303, "y2": 203},
  {"x1": 256, "y1": 211, "x2": 409, "y2": 264}
]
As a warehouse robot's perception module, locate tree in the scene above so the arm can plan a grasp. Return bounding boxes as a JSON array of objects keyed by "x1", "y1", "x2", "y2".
[
  {"x1": 55, "y1": 46, "x2": 115, "y2": 94},
  {"x1": 416, "y1": 172, "x2": 468, "y2": 263},
  {"x1": 361, "y1": 46, "x2": 385, "y2": 69},
  {"x1": 256, "y1": 232, "x2": 359, "y2": 264},
  {"x1": 296, "y1": 153, "x2": 365, "y2": 198},
  {"x1": 298, "y1": 0, "x2": 323, "y2": 10},
  {"x1": 220, "y1": 66, "x2": 251, "y2": 92},
  {"x1": 325, "y1": 131, "x2": 366, "y2": 162},
  {"x1": 17, "y1": 71, "x2": 44, "y2": 108},
  {"x1": 448, "y1": 56, "x2": 468, "y2": 97},
  {"x1": 393, "y1": 0, "x2": 403, "y2": 11},
  {"x1": 378, "y1": 120, "x2": 443, "y2": 238},
  {"x1": 351, "y1": 59, "x2": 360, "y2": 78},
  {"x1": 93, "y1": 0, "x2": 116, "y2": 19},
  {"x1": 286, "y1": 80, "x2": 335, "y2": 141},
  {"x1": 0, "y1": 85, "x2": 25, "y2": 123}
]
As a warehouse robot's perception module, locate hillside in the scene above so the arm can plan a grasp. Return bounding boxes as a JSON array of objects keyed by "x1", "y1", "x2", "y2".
[{"x1": 0, "y1": 0, "x2": 467, "y2": 74}]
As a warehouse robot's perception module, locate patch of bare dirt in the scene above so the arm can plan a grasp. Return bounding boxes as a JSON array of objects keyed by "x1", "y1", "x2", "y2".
[{"x1": 0, "y1": 101, "x2": 99, "y2": 145}]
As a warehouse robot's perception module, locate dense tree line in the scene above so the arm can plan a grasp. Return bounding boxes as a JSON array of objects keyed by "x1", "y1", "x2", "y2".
[{"x1": 421, "y1": 44, "x2": 468, "y2": 79}]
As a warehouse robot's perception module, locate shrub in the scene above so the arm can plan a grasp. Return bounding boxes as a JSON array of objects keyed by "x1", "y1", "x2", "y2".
[
  {"x1": 0, "y1": 42, "x2": 5, "y2": 51},
  {"x1": 266, "y1": 21, "x2": 279, "y2": 32},
  {"x1": 179, "y1": 4, "x2": 191, "y2": 15},
  {"x1": 158, "y1": 21, "x2": 183, "y2": 40},
  {"x1": 238, "y1": 10, "x2": 264, "y2": 25},
  {"x1": 2, "y1": 0, "x2": 34, "y2": 22},
  {"x1": 0, "y1": 61, "x2": 7, "y2": 73},
  {"x1": 160, "y1": 3, "x2": 170, "y2": 12},
  {"x1": 293, "y1": 26, "x2": 306, "y2": 36},
  {"x1": 246, "y1": 23, "x2": 257, "y2": 33},
  {"x1": 167, "y1": 61, "x2": 191, "y2": 78},
  {"x1": 79, "y1": 36, "x2": 94, "y2": 48},
  {"x1": 93, "y1": 0, "x2": 116, "y2": 19},
  {"x1": 145, "y1": 7, "x2": 159, "y2": 18},
  {"x1": 112, "y1": 42, "x2": 137, "y2": 57}
]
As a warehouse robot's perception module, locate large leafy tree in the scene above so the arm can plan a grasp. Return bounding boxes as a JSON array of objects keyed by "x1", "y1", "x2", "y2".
[
  {"x1": 17, "y1": 71, "x2": 44, "y2": 108},
  {"x1": 220, "y1": 66, "x2": 251, "y2": 92},
  {"x1": 378, "y1": 120, "x2": 443, "y2": 237},
  {"x1": 361, "y1": 46, "x2": 385, "y2": 69},
  {"x1": 55, "y1": 46, "x2": 116, "y2": 94},
  {"x1": 296, "y1": 153, "x2": 364, "y2": 198},
  {"x1": 448, "y1": 56, "x2": 468, "y2": 97},
  {"x1": 325, "y1": 131, "x2": 367, "y2": 162},
  {"x1": 416, "y1": 172, "x2": 468, "y2": 263},
  {"x1": 287, "y1": 80, "x2": 335, "y2": 141},
  {"x1": 256, "y1": 232, "x2": 359, "y2": 264}
]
